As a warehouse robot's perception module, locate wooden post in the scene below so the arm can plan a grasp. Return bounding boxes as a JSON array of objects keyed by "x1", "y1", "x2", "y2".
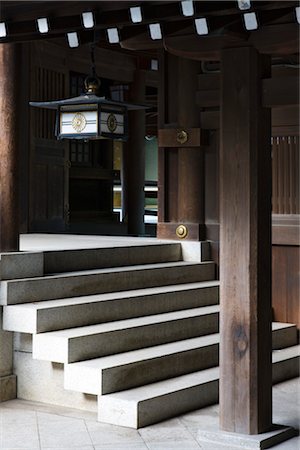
[
  {"x1": 122, "y1": 69, "x2": 145, "y2": 235},
  {"x1": 177, "y1": 57, "x2": 204, "y2": 225},
  {"x1": 220, "y1": 47, "x2": 272, "y2": 435},
  {"x1": 0, "y1": 44, "x2": 20, "y2": 251},
  {"x1": 157, "y1": 52, "x2": 205, "y2": 240}
]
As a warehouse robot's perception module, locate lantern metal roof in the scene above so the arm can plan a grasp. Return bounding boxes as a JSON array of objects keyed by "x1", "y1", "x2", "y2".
[{"x1": 30, "y1": 93, "x2": 147, "y2": 111}]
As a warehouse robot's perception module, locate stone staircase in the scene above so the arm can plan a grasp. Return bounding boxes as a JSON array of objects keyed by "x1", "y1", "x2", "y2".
[{"x1": 1, "y1": 242, "x2": 299, "y2": 428}]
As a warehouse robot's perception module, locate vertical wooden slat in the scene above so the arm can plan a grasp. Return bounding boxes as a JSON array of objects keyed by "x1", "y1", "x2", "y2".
[
  {"x1": 279, "y1": 137, "x2": 284, "y2": 213},
  {"x1": 294, "y1": 136, "x2": 300, "y2": 214},
  {"x1": 272, "y1": 135, "x2": 299, "y2": 215},
  {"x1": 272, "y1": 138, "x2": 277, "y2": 213},
  {"x1": 284, "y1": 137, "x2": 289, "y2": 214},
  {"x1": 288, "y1": 136, "x2": 293, "y2": 214}
]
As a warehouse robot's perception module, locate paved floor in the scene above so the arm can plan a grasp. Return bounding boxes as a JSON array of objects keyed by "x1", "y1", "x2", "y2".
[{"x1": 0, "y1": 378, "x2": 299, "y2": 450}]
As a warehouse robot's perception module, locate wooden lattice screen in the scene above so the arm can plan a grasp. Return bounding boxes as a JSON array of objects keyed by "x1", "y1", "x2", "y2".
[
  {"x1": 272, "y1": 135, "x2": 299, "y2": 214},
  {"x1": 32, "y1": 67, "x2": 65, "y2": 139}
]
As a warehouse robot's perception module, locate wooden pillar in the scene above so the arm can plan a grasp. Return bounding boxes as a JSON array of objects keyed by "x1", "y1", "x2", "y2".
[
  {"x1": 177, "y1": 58, "x2": 204, "y2": 225},
  {"x1": 0, "y1": 44, "x2": 20, "y2": 251},
  {"x1": 157, "y1": 52, "x2": 205, "y2": 241},
  {"x1": 122, "y1": 70, "x2": 145, "y2": 235},
  {"x1": 220, "y1": 47, "x2": 272, "y2": 435}
]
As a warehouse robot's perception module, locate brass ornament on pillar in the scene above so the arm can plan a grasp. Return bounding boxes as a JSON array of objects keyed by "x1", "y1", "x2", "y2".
[
  {"x1": 176, "y1": 129, "x2": 188, "y2": 144},
  {"x1": 176, "y1": 224, "x2": 188, "y2": 239}
]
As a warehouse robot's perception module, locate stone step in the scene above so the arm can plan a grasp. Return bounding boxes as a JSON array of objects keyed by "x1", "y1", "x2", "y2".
[
  {"x1": 3, "y1": 280, "x2": 219, "y2": 333},
  {"x1": 98, "y1": 367, "x2": 219, "y2": 429},
  {"x1": 97, "y1": 345, "x2": 300, "y2": 429},
  {"x1": 43, "y1": 243, "x2": 182, "y2": 274},
  {"x1": 0, "y1": 261, "x2": 215, "y2": 305},
  {"x1": 32, "y1": 305, "x2": 220, "y2": 363},
  {"x1": 64, "y1": 334, "x2": 220, "y2": 395},
  {"x1": 272, "y1": 345, "x2": 300, "y2": 384},
  {"x1": 64, "y1": 323, "x2": 297, "y2": 396},
  {"x1": 271, "y1": 322, "x2": 298, "y2": 350}
]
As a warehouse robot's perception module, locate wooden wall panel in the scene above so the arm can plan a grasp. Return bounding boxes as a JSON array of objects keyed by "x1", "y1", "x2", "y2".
[
  {"x1": 29, "y1": 43, "x2": 68, "y2": 232},
  {"x1": 272, "y1": 245, "x2": 300, "y2": 328},
  {"x1": 272, "y1": 136, "x2": 299, "y2": 214}
]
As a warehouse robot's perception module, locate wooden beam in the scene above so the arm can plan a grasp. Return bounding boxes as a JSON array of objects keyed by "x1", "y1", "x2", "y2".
[
  {"x1": 200, "y1": 105, "x2": 299, "y2": 130},
  {"x1": 158, "y1": 128, "x2": 209, "y2": 147},
  {"x1": 263, "y1": 76, "x2": 300, "y2": 107},
  {"x1": 0, "y1": 43, "x2": 20, "y2": 251},
  {"x1": 164, "y1": 23, "x2": 299, "y2": 61},
  {"x1": 220, "y1": 47, "x2": 272, "y2": 434},
  {"x1": 196, "y1": 75, "x2": 299, "y2": 108}
]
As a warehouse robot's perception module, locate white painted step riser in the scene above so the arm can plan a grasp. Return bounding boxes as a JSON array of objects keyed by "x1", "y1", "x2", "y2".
[
  {"x1": 65, "y1": 325, "x2": 297, "y2": 396},
  {"x1": 98, "y1": 354, "x2": 300, "y2": 429},
  {"x1": 33, "y1": 312, "x2": 219, "y2": 363},
  {"x1": 44, "y1": 244, "x2": 182, "y2": 274},
  {"x1": 65, "y1": 343, "x2": 219, "y2": 395},
  {"x1": 0, "y1": 262, "x2": 215, "y2": 305},
  {"x1": 3, "y1": 284, "x2": 219, "y2": 333}
]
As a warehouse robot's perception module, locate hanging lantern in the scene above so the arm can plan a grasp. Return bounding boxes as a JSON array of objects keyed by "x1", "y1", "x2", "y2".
[
  {"x1": 30, "y1": 44, "x2": 147, "y2": 141},
  {"x1": 30, "y1": 75, "x2": 146, "y2": 141}
]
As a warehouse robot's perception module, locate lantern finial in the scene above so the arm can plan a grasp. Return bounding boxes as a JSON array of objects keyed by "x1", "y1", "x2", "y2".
[{"x1": 84, "y1": 75, "x2": 101, "y2": 94}]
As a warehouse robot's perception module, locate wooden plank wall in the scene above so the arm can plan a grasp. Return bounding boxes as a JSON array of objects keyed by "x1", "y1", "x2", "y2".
[
  {"x1": 271, "y1": 135, "x2": 299, "y2": 328},
  {"x1": 272, "y1": 136, "x2": 299, "y2": 214},
  {"x1": 197, "y1": 69, "x2": 299, "y2": 327},
  {"x1": 29, "y1": 45, "x2": 68, "y2": 232}
]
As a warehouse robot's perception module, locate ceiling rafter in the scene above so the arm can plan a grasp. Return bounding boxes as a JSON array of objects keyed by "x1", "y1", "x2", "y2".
[
  {"x1": 0, "y1": 1, "x2": 298, "y2": 40},
  {"x1": 0, "y1": 0, "x2": 298, "y2": 55}
]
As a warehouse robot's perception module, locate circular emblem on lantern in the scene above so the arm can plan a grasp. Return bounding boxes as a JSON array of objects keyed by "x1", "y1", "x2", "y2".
[
  {"x1": 72, "y1": 112, "x2": 87, "y2": 132},
  {"x1": 107, "y1": 113, "x2": 117, "y2": 132},
  {"x1": 176, "y1": 224, "x2": 188, "y2": 239}
]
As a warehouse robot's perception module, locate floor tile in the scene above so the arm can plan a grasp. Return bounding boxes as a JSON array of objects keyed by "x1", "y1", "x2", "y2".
[
  {"x1": 85, "y1": 420, "x2": 144, "y2": 446},
  {"x1": 94, "y1": 444, "x2": 148, "y2": 450},
  {"x1": 0, "y1": 408, "x2": 37, "y2": 424},
  {"x1": 178, "y1": 404, "x2": 219, "y2": 430},
  {"x1": 42, "y1": 447, "x2": 94, "y2": 450},
  {"x1": 139, "y1": 421, "x2": 194, "y2": 443},
  {"x1": 144, "y1": 440, "x2": 200, "y2": 449},
  {"x1": 37, "y1": 412, "x2": 92, "y2": 448},
  {"x1": 0, "y1": 425, "x2": 40, "y2": 449},
  {"x1": 0, "y1": 409, "x2": 40, "y2": 449}
]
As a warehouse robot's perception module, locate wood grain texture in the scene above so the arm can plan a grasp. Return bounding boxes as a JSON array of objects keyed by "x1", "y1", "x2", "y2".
[
  {"x1": 123, "y1": 69, "x2": 145, "y2": 236},
  {"x1": 164, "y1": 23, "x2": 298, "y2": 61},
  {"x1": 200, "y1": 106, "x2": 299, "y2": 130},
  {"x1": 219, "y1": 47, "x2": 272, "y2": 435},
  {"x1": 272, "y1": 136, "x2": 299, "y2": 215},
  {"x1": 196, "y1": 76, "x2": 299, "y2": 108},
  {"x1": 29, "y1": 44, "x2": 68, "y2": 232},
  {"x1": 0, "y1": 43, "x2": 20, "y2": 251},
  {"x1": 272, "y1": 245, "x2": 300, "y2": 328},
  {"x1": 157, "y1": 222, "x2": 206, "y2": 241},
  {"x1": 158, "y1": 128, "x2": 209, "y2": 147},
  {"x1": 157, "y1": 52, "x2": 206, "y2": 238}
]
